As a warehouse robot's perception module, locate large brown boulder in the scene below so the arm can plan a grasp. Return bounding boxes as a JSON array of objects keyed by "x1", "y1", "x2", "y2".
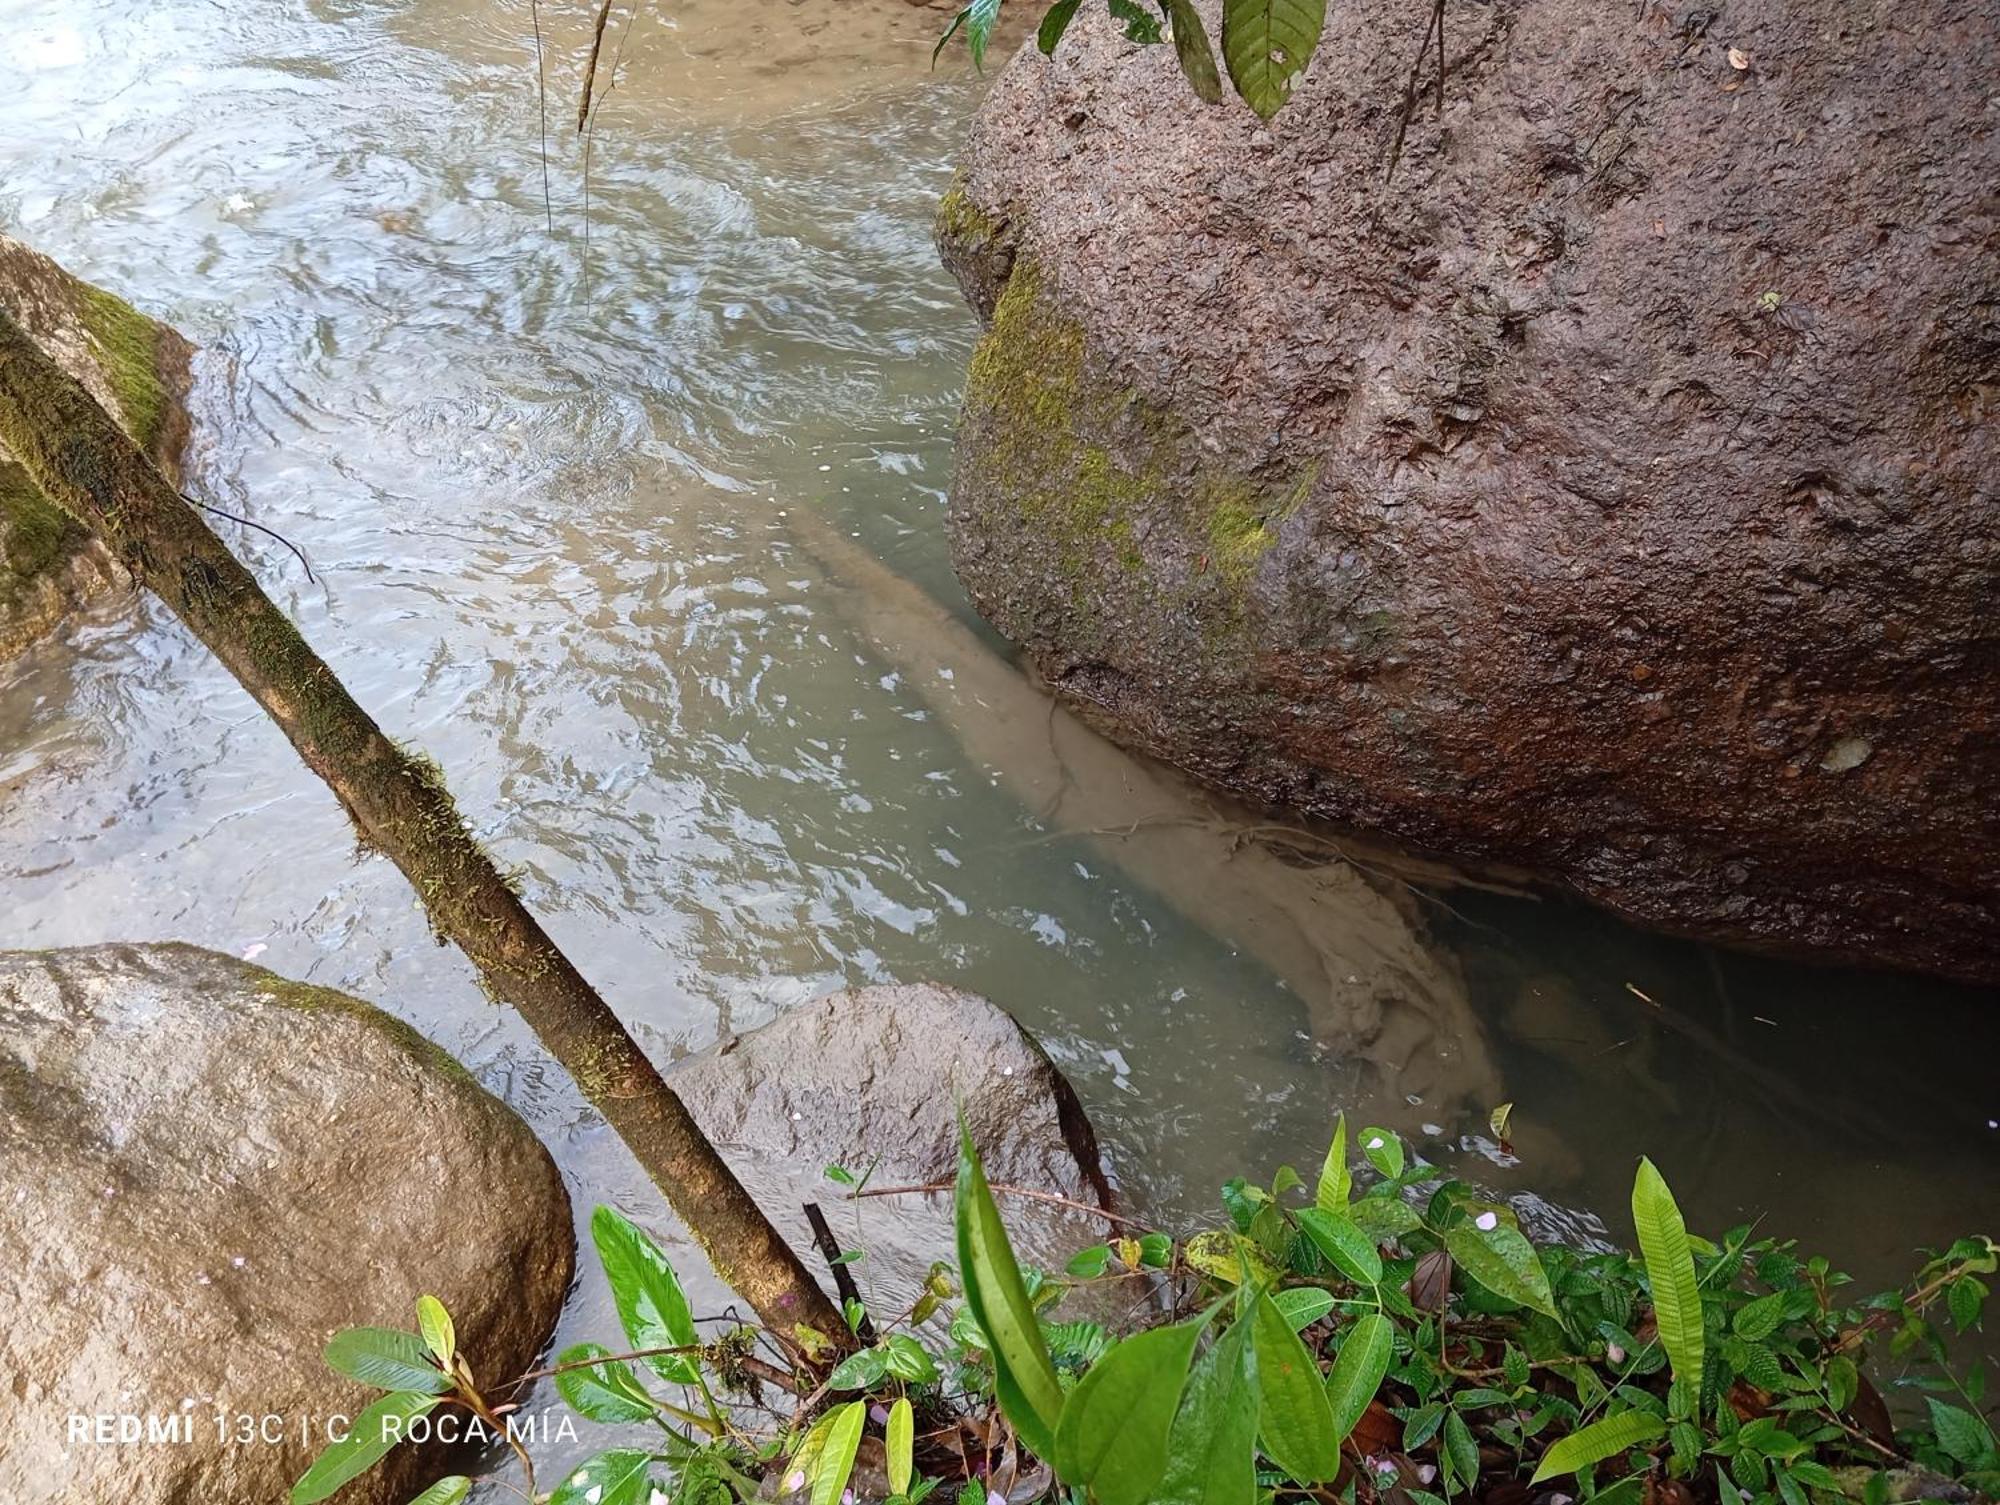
[
  {"x1": 0, "y1": 944, "x2": 574, "y2": 1505},
  {"x1": 938, "y1": 0, "x2": 1999, "y2": 981},
  {"x1": 0, "y1": 236, "x2": 193, "y2": 663}
]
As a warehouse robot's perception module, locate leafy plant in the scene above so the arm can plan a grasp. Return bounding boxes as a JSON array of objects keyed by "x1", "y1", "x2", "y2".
[{"x1": 294, "y1": 1130, "x2": 1996, "y2": 1505}]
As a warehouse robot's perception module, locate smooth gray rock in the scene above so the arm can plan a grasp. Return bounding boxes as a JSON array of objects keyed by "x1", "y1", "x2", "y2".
[
  {"x1": 0, "y1": 943, "x2": 574, "y2": 1505},
  {"x1": 667, "y1": 983, "x2": 1114, "y2": 1305}
]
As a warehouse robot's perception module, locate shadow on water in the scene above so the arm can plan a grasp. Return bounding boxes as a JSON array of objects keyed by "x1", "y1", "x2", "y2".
[{"x1": 0, "y1": 0, "x2": 1995, "y2": 1490}]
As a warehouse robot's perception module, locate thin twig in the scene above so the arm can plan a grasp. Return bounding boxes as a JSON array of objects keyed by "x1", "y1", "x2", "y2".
[
  {"x1": 849, "y1": 1180, "x2": 1151, "y2": 1231},
  {"x1": 531, "y1": 0, "x2": 553, "y2": 233},
  {"x1": 183, "y1": 493, "x2": 315, "y2": 582},
  {"x1": 1385, "y1": 0, "x2": 1446, "y2": 182},
  {"x1": 576, "y1": 0, "x2": 616, "y2": 132},
  {"x1": 805, "y1": 1201, "x2": 877, "y2": 1343}
]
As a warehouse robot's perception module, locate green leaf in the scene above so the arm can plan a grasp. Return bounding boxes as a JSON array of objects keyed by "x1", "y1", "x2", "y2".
[
  {"x1": 1037, "y1": 0, "x2": 1084, "y2": 53},
  {"x1": 1054, "y1": 1320, "x2": 1204, "y2": 1505},
  {"x1": 1503, "y1": 1343, "x2": 1532, "y2": 1390},
  {"x1": 590, "y1": 1204, "x2": 700, "y2": 1385},
  {"x1": 1272, "y1": 1164, "x2": 1304, "y2": 1198},
  {"x1": 1324, "y1": 1312, "x2": 1394, "y2": 1441},
  {"x1": 956, "y1": 1120, "x2": 1065, "y2": 1458},
  {"x1": 887, "y1": 1396, "x2": 915, "y2": 1496},
  {"x1": 415, "y1": 1295, "x2": 454, "y2": 1367},
  {"x1": 1444, "y1": 1221, "x2": 1558, "y2": 1318},
  {"x1": 811, "y1": 1401, "x2": 868, "y2": 1505},
  {"x1": 884, "y1": 1333, "x2": 941, "y2": 1384},
  {"x1": 1273, "y1": 1288, "x2": 1336, "y2": 1332},
  {"x1": 1732, "y1": 1291, "x2": 1787, "y2": 1341},
  {"x1": 1316, "y1": 1114, "x2": 1352, "y2": 1211},
  {"x1": 1949, "y1": 1275, "x2": 1986, "y2": 1333},
  {"x1": 554, "y1": 1342, "x2": 657, "y2": 1423},
  {"x1": 1297, "y1": 1207, "x2": 1384, "y2": 1286},
  {"x1": 1444, "y1": 1410, "x2": 1481, "y2": 1490},
  {"x1": 1069, "y1": 1244, "x2": 1114, "y2": 1278},
  {"x1": 549, "y1": 1448, "x2": 654, "y2": 1505},
  {"x1": 1349, "y1": 1194, "x2": 1422, "y2": 1241},
  {"x1": 405, "y1": 1479, "x2": 471, "y2": 1505},
  {"x1": 1220, "y1": 0, "x2": 1325, "y2": 119},
  {"x1": 1108, "y1": 0, "x2": 1165, "y2": 43},
  {"x1": 1358, "y1": 1127, "x2": 1404, "y2": 1180},
  {"x1": 827, "y1": 1346, "x2": 888, "y2": 1391},
  {"x1": 322, "y1": 1329, "x2": 450, "y2": 1395},
  {"x1": 1252, "y1": 1290, "x2": 1340, "y2": 1482},
  {"x1": 289, "y1": 1392, "x2": 440, "y2": 1504},
  {"x1": 1529, "y1": 1411, "x2": 1667, "y2": 1484},
  {"x1": 965, "y1": 0, "x2": 1004, "y2": 69},
  {"x1": 1158, "y1": 1314, "x2": 1258, "y2": 1505},
  {"x1": 1159, "y1": 0, "x2": 1225, "y2": 103},
  {"x1": 1926, "y1": 1399, "x2": 1996, "y2": 1469},
  {"x1": 1632, "y1": 1158, "x2": 1704, "y2": 1396}
]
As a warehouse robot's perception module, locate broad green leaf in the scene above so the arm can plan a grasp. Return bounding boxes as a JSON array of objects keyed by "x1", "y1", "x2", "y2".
[
  {"x1": 549, "y1": 1448, "x2": 653, "y2": 1505},
  {"x1": 810, "y1": 1401, "x2": 867, "y2": 1505},
  {"x1": 965, "y1": 0, "x2": 1004, "y2": 70},
  {"x1": 1324, "y1": 1312, "x2": 1393, "y2": 1441},
  {"x1": 827, "y1": 1346, "x2": 888, "y2": 1391},
  {"x1": 1297, "y1": 1207, "x2": 1384, "y2": 1286},
  {"x1": 1068, "y1": 1244, "x2": 1114, "y2": 1278},
  {"x1": 1252, "y1": 1290, "x2": 1340, "y2": 1483},
  {"x1": 1732, "y1": 1291, "x2": 1787, "y2": 1341},
  {"x1": 886, "y1": 1397, "x2": 914, "y2": 1496},
  {"x1": 1038, "y1": 0, "x2": 1083, "y2": 53},
  {"x1": 1444, "y1": 1409, "x2": 1481, "y2": 1490},
  {"x1": 1529, "y1": 1410, "x2": 1667, "y2": 1484},
  {"x1": 1348, "y1": 1193, "x2": 1422, "y2": 1242},
  {"x1": 415, "y1": 1295, "x2": 454, "y2": 1367},
  {"x1": 290, "y1": 1391, "x2": 439, "y2": 1504},
  {"x1": 1271, "y1": 1164, "x2": 1303, "y2": 1198},
  {"x1": 1358, "y1": 1127, "x2": 1404, "y2": 1180},
  {"x1": 1158, "y1": 1315, "x2": 1258, "y2": 1505},
  {"x1": 554, "y1": 1342, "x2": 657, "y2": 1423},
  {"x1": 1273, "y1": 1288, "x2": 1336, "y2": 1331},
  {"x1": 1316, "y1": 1114, "x2": 1351, "y2": 1210},
  {"x1": 1632, "y1": 1158, "x2": 1704, "y2": 1396},
  {"x1": 1220, "y1": 0, "x2": 1325, "y2": 119},
  {"x1": 956, "y1": 1122, "x2": 1064, "y2": 1458},
  {"x1": 1053, "y1": 1320, "x2": 1203, "y2": 1505},
  {"x1": 1108, "y1": 0, "x2": 1164, "y2": 44},
  {"x1": 1160, "y1": 0, "x2": 1224, "y2": 104},
  {"x1": 590, "y1": 1204, "x2": 700, "y2": 1385},
  {"x1": 883, "y1": 1333, "x2": 940, "y2": 1384},
  {"x1": 1444, "y1": 1221, "x2": 1558, "y2": 1318},
  {"x1": 322, "y1": 1329, "x2": 449, "y2": 1395},
  {"x1": 1185, "y1": 1228, "x2": 1279, "y2": 1287},
  {"x1": 405, "y1": 1479, "x2": 471, "y2": 1505},
  {"x1": 1926, "y1": 1398, "x2": 1996, "y2": 1469}
]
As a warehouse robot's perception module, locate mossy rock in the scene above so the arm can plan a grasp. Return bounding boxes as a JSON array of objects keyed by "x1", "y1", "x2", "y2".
[{"x1": 0, "y1": 235, "x2": 193, "y2": 661}]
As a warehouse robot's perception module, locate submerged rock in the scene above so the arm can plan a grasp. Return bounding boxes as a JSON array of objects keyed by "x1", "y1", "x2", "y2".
[
  {"x1": 938, "y1": 1, "x2": 1999, "y2": 982},
  {"x1": 668, "y1": 982, "x2": 1114, "y2": 1301},
  {"x1": 0, "y1": 235, "x2": 193, "y2": 662},
  {"x1": 0, "y1": 944, "x2": 574, "y2": 1505}
]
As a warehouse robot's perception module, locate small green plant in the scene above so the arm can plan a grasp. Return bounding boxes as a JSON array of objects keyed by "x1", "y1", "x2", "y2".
[{"x1": 297, "y1": 1119, "x2": 1996, "y2": 1505}]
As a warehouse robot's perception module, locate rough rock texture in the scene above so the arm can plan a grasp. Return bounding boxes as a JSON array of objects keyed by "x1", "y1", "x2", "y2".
[
  {"x1": 0, "y1": 235, "x2": 192, "y2": 662},
  {"x1": 668, "y1": 983, "x2": 1113, "y2": 1300},
  {"x1": 0, "y1": 944, "x2": 574, "y2": 1505},
  {"x1": 939, "y1": 0, "x2": 2000, "y2": 982}
]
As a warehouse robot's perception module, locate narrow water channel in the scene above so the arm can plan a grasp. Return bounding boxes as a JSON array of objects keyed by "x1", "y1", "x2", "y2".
[{"x1": 1, "y1": 1, "x2": 1994, "y2": 1488}]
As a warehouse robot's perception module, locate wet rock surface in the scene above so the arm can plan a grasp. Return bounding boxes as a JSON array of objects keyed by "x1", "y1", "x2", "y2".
[
  {"x1": 0, "y1": 235, "x2": 192, "y2": 662},
  {"x1": 939, "y1": 0, "x2": 2000, "y2": 981},
  {"x1": 0, "y1": 944, "x2": 574, "y2": 1505},
  {"x1": 668, "y1": 982, "x2": 1115, "y2": 1299}
]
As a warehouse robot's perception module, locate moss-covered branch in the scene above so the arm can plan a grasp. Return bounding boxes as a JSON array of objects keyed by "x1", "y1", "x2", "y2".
[{"x1": 0, "y1": 306, "x2": 849, "y2": 1346}]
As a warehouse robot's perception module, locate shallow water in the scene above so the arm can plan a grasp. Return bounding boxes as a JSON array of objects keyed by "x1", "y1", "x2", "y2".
[{"x1": 1, "y1": 0, "x2": 1995, "y2": 1489}]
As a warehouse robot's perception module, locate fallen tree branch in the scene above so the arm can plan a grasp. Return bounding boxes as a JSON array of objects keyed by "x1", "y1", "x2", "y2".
[{"x1": 0, "y1": 306, "x2": 849, "y2": 1349}]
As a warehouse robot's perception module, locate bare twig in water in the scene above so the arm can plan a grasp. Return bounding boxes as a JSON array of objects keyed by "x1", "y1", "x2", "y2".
[
  {"x1": 580, "y1": 0, "x2": 640, "y2": 310},
  {"x1": 850, "y1": 1180, "x2": 1151, "y2": 1231},
  {"x1": 182, "y1": 493, "x2": 316, "y2": 583},
  {"x1": 1386, "y1": 0, "x2": 1447, "y2": 182},
  {"x1": 532, "y1": 0, "x2": 553, "y2": 233},
  {"x1": 576, "y1": 0, "x2": 617, "y2": 133},
  {"x1": 804, "y1": 1202, "x2": 877, "y2": 1344}
]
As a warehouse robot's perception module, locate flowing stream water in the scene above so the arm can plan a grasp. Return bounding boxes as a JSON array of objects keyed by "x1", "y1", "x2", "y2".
[{"x1": 2, "y1": 0, "x2": 1995, "y2": 1490}]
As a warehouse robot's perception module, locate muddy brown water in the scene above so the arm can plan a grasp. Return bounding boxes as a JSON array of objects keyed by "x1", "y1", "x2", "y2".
[{"x1": 1, "y1": 0, "x2": 1994, "y2": 1491}]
